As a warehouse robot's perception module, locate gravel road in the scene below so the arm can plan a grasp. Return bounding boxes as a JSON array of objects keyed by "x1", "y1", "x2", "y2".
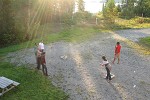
[{"x1": 5, "y1": 28, "x2": 150, "y2": 100}]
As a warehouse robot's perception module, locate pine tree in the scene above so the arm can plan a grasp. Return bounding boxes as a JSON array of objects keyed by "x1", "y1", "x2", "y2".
[
  {"x1": 103, "y1": 0, "x2": 117, "y2": 22},
  {"x1": 120, "y1": 0, "x2": 136, "y2": 19},
  {"x1": 135, "y1": 0, "x2": 150, "y2": 17},
  {"x1": 77, "y1": 0, "x2": 85, "y2": 12}
]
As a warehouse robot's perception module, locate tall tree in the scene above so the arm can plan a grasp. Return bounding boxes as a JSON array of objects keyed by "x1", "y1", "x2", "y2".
[
  {"x1": 120, "y1": 0, "x2": 136, "y2": 19},
  {"x1": 102, "y1": 3, "x2": 105, "y2": 16},
  {"x1": 0, "y1": 0, "x2": 17, "y2": 47},
  {"x1": 103, "y1": 0, "x2": 117, "y2": 22},
  {"x1": 77, "y1": 0, "x2": 85, "y2": 12},
  {"x1": 135, "y1": 0, "x2": 150, "y2": 17},
  {"x1": 48, "y1": 0, "x2": 75, "y2": 23},
  {"x1": 0, "y1": 0, "x2": 76, "y2": 46}
]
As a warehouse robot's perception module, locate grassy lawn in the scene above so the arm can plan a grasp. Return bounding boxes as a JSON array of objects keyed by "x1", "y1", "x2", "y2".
[
  {"x1": 0, "y1": 62, "x2": 68, "y2": 100},
  {"x1": 139, "y1": 37, "x2": 150, "y2": 49},
  {"x1": 0, "y1": 25, "x2": 103, "y2": 57}
]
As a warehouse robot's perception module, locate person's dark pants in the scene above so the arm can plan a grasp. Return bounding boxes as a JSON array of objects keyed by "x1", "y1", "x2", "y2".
[
  {"x1": 37, "y1": 57, "x2": 41, "y2": 70},
  {"x1": 42, "y1": 64, "x2": 48, "y2": 76},
  {"x1": 105, "y1": 67, "x2": 111, "y2": 80},
  {"x1": 41, "y1": 49, "x2": 44, "y2": 52}
]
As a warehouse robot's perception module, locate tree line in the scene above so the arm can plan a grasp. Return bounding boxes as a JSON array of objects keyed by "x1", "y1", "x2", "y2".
[
  {"x1": 0, "y1": 0, "x2": 150, "y2": 47},
  {"x1": 103, "y1": 0, "x2": 150, "y2": 20},
  {"x1": 0, "y1": 0, "x2": 75, "y2": 47}
]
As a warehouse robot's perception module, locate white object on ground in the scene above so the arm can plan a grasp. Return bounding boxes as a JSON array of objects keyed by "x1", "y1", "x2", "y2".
[
  {"x1": 60, "y1": 55, "x2": 67, "y2": 60},
  {"x1": 133, "y1": 85, "x2": 136, "y2": 88},
  {"x1": 105, "y1": 73, "x2": 115, "y2": 79}
]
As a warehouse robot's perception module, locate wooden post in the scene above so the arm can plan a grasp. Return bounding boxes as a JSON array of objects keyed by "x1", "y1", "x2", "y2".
[{"x1": 96, "y1": 18, "x2": 98, "y2": 25}]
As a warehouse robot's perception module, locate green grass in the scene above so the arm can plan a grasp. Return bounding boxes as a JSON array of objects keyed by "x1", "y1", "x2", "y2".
[
  {"x1": 51, "y1": 26, "x2": 103, "y2": 42},
  {"x1": 115, "y1": 17, "x2": 150, "y2": 29},
  {"x1": 139, "y1": 37, "x2": 150, "y2": 48},
  {"x1": 36, "y1": 23, "x2": 105, "y2": 43},
  {"x1": 0, "y1": 62, "x2": 68, "y2": 100},
  {"x1": 1, "y1": 17, "x2": 150, "y2": 57},
  {"x1": 0, "y1": 25, "x2": 103, "y2": 57},
  {"x1": 96, "y1": 17, "x2": 150, "y2": 30}
]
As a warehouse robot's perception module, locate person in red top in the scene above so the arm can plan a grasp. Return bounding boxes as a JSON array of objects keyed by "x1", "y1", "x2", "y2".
[
  {"x1": 41, "y1": 52, "x2": 48, "y2": 76},
  {"x1": 112, "y1": 42, "x2": 121, "y2": 64}
]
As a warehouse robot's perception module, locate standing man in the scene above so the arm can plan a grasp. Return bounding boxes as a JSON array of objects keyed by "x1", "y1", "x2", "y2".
[{"x1": 112, "y1": 42, "x2": 121, "y2": 64}]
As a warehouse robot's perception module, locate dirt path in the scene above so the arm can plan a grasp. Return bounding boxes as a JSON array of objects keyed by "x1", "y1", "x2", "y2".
[{"x1": 5, "y1": 28, "x2": 150, "y2": 100}]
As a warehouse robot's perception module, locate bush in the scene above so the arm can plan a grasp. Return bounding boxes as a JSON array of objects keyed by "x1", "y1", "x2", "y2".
[
  {"x1": 73, "y1": 11, "x2": 93, "y2": 22},
  {"x1": 133, "y1": 17, "x2": 150, "y2": 24}
]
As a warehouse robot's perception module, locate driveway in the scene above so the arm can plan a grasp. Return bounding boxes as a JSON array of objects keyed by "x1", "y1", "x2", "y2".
[{"x1": 5, "y1": 28, "x2": 150, "y2": 100}]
